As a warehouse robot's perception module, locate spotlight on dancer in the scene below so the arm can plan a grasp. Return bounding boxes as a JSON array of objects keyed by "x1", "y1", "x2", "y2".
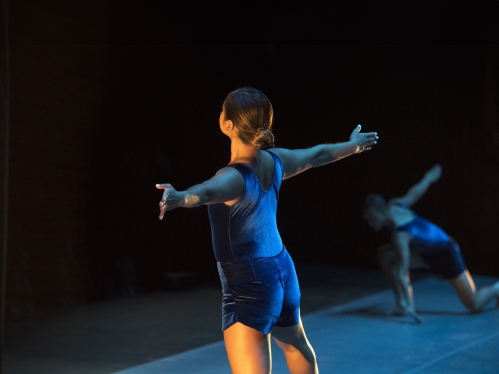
[{"x1": 156, "y1": 87, "x2": 378, "y2": 373}]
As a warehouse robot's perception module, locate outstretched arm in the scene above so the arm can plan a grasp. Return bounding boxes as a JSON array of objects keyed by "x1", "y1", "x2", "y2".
[
  {"x1": 270, "y1": 125, "x2": 378, "y2": 179},
  {"x1": 391, "y1": 164, "x2": 442, "y2": 207},
  {"x1": 156, "y1": 167, "x2": 245, "y2": 219}
]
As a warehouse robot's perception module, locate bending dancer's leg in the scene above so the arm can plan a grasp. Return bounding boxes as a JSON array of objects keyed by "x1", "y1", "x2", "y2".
[
  {"x1": 223, "y1": 322, "x2": 271, "y2": 374},
  {"x1": 449, "y1": 270, "x2": 499, "y2": 312},
  {"x1": 272, "y1": 318, "x2": 318, "y2": 374}
]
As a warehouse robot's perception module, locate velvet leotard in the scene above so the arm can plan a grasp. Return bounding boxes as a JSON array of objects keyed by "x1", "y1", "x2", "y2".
[
  {"x1": 208, "y1": 150, "x2": 284, "y2": 261},
  {"x1": 393, "y1": 203, "x2": 466, "y2": 278},
  {"x1": 394, "y1": 208, "x2": 449, "y2": 252},
  {"x1": 207, "y1": 150, "x2": 300, "y2": 333}
]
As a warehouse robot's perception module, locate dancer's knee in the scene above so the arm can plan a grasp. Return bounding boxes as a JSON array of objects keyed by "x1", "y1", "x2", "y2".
[
  {"x1": 272, "y1": 325, "x2": 313, "y2": 356},
  {"x1": 276, "y1": 335, "x2": 309, "y2": 354}
]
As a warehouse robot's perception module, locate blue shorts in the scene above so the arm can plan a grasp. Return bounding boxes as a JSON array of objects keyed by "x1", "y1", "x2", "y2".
[
  {"x1": 217, "y1": 247, "x2": 301, "y2": 334},
  {"x1": 417, "y1": 239, "x2": 467, "y2": 279}
]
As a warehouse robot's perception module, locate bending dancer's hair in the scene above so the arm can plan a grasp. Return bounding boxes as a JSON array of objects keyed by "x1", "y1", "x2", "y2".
[
  {"x1": 156, "y1": 87, "x2": 378, "y2": 373},
  {"x1": 363, "y1": 164, "x2": 499, "y2": 324}
]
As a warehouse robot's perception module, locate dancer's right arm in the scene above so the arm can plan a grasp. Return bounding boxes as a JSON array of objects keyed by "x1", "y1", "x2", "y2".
[
  {"x1": 392, "y1": 232, "x2": 423, "y2": 324},
  {"x1": 156, "y1": 167, "x2": 245, "y2": 219},
  {"x1": 392, "y1": 164, "x2": 441, "y2": 207}
]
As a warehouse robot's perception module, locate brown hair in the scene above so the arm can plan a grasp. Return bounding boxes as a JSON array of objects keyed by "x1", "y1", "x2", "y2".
[
  {"x1": 364, "y1": 193, "x2": 387, "y2": 211},
  {"x1": 223, "y1": 87, "x2": 275, "y2": 149}
]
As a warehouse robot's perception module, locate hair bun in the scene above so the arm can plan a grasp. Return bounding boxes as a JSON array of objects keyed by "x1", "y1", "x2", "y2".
[{"x1": 254, "y1": 128, "x2": 275, "y2": 149}]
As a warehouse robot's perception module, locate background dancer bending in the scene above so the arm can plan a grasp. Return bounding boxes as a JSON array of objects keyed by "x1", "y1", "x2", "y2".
[
  {"x1": 363, "y1": 164, "x2": 499, "y2": 323},
  {"x1": 156, "y1": 87, "x2": 378, "y2": 373}
]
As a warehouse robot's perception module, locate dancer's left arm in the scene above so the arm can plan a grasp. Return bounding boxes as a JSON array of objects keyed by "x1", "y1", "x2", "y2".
[{"x1": 271, "y1": 125, "x2": 378, "y2": 179}]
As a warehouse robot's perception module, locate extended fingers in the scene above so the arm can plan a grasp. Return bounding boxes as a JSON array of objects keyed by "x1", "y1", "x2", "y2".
[
  {"x1": 158, "y1": 198, "x2": 169, "y2": 219},
  {"x1": 409, "y1": 311, "x2": 423, "y2": 324},
  {"x1": 159, "y1": 191, "x2": 170, "y2": 207},
  {"x1": 363, "y1": 132, "x2": 378, "y2": 143},
  {"x1": 361, "y1": 136, "x2": 378, "y2": 147},
  {"x1": 157, "y1": 183, "x2": 172, "y2": 220},
  {"x1": 156, "y1": 183, "x2": 172, "y2": 190},
  {"x1": 159, "y1": 207, "x2": 166, "y2": 220}
]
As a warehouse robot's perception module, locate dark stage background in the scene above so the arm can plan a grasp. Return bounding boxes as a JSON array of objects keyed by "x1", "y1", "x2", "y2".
[{"x1": 4, "y1": 1, "x2": 499, "y2": 317}]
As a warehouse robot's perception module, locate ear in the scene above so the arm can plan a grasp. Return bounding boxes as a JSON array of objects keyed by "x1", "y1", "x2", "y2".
[{"x1": 224, "y1": 119, "x2": 234, "y2": 131}]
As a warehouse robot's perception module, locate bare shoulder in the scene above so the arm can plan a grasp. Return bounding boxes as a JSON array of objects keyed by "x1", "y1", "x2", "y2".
[
  {"x1": 387, "y1": 199, "x2": 408, "y2": 214},
  {"x1": 264, "y1": 147, "x2": 315, "y2": 180},
  {"x1": 214, "y1": 165, "x2": 240, "y2": 177},
  {"x1": 211, "y1": 166, "x2": 245, "y2": 187},
  {"x1": 388, "y1": 201, "x2": 415, "y2": 227},
  {"x1": 265, "y1": 147, "x2": 289, "y2": 158},
  {"x1": 387, "y1": 201, "x2": 405, "y2": 214}
]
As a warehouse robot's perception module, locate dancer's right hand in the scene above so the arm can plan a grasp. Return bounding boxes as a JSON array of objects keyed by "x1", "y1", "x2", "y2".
[
  {"x1": 407, "y1": 309, "x2": 423, "y2": 324},
  {"x1": 425, "y1": 164, "x2": 442, "y2": 183},
  {"x1": 387, "y1": 305, "x2": 423, "y2": 324}
]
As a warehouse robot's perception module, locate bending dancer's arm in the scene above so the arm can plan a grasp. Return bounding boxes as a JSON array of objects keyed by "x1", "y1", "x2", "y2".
[
  {"x1": 392, "y1": 232, "x2": 422, "y2": 324},
  {"x1": 156, "y1": 167, "x2": 245, "y2": 219},
  {"x1": 270, "y1": 125, "x2": 378, "y2": 179},
  {"x1": 391, "y1": 164, "x2": 441, "y2": 207}
]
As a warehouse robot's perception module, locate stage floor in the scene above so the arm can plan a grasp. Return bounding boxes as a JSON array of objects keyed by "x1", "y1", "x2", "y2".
[
  {"x1": 4, "y1": 265, "x2": 498, "y2": 373},
  {"x1": 112, "y1": 276, "x2": 499, "y2": 374}
]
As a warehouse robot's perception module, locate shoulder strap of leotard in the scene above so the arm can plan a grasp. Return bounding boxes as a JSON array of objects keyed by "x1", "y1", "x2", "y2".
[{"x1": 265, "y1": 149, "x2": 284, "y2": 189}]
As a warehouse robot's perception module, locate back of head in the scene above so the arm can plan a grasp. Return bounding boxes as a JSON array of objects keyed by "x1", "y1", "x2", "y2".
[
  {"x1": 364, "y1": 193, "x2": 387, "y2": 212},
  {"x1": 223, "y1": 87, "x2": 275, "y2": 149}
]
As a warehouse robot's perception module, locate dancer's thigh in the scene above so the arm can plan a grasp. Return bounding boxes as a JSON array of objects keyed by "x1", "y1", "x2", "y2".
[
  {"x1": 223, "y1": 322, "x2": 271, "y2": 374},
  {"x1": 449, "y1": 270, "x2": 476, "y2": 310},
  {"x1": 272, "y1": 319, "x2": 309, "y2": 350}
]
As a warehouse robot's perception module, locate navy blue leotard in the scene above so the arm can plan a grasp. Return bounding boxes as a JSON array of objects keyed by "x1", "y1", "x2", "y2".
[
  {"x1": 207, "y1": 150, "x2": 300, "y2": 334},
  {"x1": 393, "y1": 203, "x2": 466, "y2": 279}
]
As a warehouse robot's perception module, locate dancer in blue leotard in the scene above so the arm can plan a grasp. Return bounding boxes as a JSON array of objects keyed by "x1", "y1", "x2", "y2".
[
  {"x1": 363, "y1": 164, "x2": 499, "y2": 323},
  {"x1": 156, "y1": 87, "x2": 378, "y2": 373}
]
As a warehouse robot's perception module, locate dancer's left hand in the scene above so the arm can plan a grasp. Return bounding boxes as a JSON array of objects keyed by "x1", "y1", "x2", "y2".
[
  {"x1": 350, "y1": 124, "x2": 378, "y2": 153},
  {"x1": 156, "y1": 183, "x2": 182, "y2": 219}
]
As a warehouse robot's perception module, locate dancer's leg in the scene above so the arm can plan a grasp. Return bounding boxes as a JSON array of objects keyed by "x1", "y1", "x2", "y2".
[
  {"x1": 223, "y1": 322, "x2": 271, "y2": 374},
  {"x1": 449, "y1": 270, "x2": 499, "y2": 312},
  {"x1": 272, "y1": 318, "x2": 318, "y2": 374}
]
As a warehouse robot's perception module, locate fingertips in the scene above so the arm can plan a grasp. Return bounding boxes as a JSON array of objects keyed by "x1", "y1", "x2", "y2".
[
  {"x1": 159, "y1": 209, "x2": 166, "y2": 220},
  {"x1": 156, "y1": 183, "x2": 171, "y2": 190}
]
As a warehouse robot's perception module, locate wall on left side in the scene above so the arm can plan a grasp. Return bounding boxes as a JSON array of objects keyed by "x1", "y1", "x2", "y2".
[{"x1": 6, "y1": 0, "x2": 111, "y2": 317}]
